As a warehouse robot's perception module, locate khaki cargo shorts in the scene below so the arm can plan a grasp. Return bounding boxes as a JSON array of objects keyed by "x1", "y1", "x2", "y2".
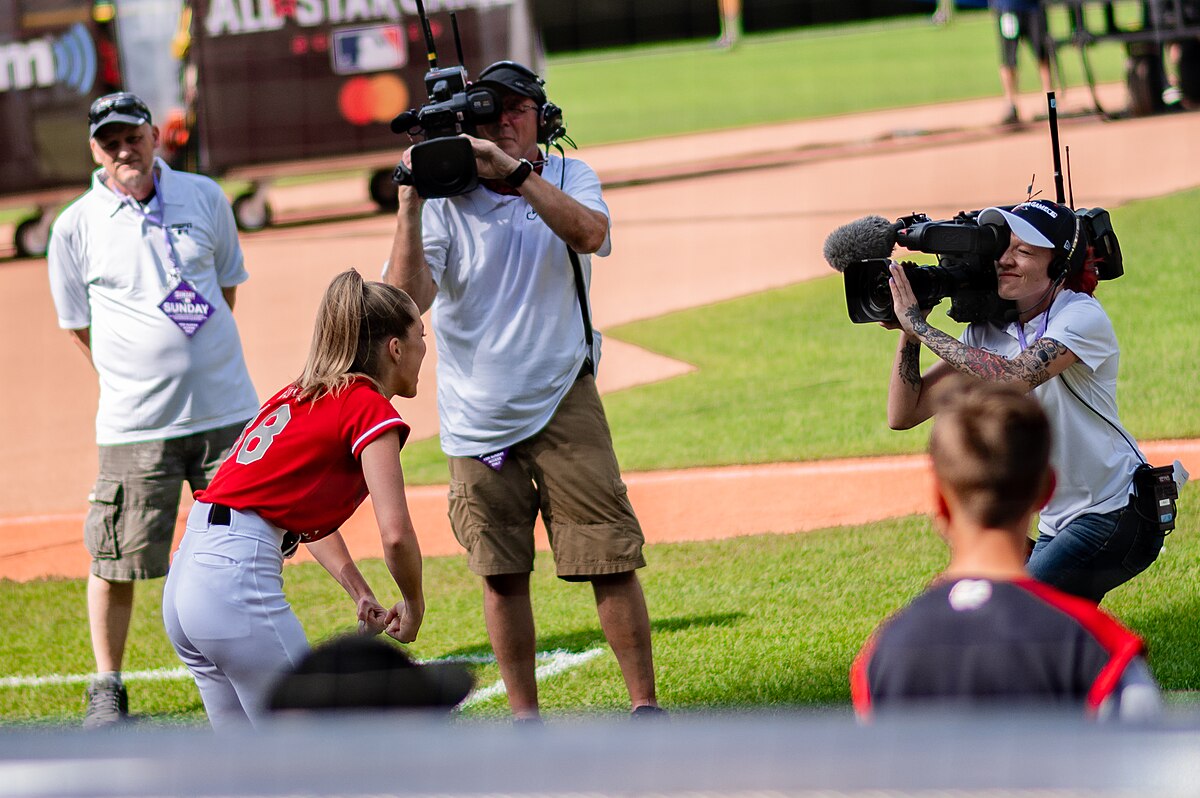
[
  {"x1": 447, "y1": 374, "x2": 645, "y2": 581},
  {"x1": 85, "y1": 422, "x2": 247, "y2": 581}
]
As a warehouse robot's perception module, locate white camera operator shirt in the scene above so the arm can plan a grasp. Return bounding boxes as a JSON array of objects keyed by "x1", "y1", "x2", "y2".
[
  {"x1": 413, "y1": 154, "x2": 611, "y2": 457},
  {"x1": 962, "y1": 290, "x2": 1144, "y2": 536}
]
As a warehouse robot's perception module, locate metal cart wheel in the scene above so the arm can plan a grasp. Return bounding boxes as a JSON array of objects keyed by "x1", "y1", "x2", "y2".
[
  {"x1": 14, "y1": 212, "x2": 51, "y2": 258},
  {"x1": 231, "y1": 190, "x2": 273, "y2": 232}
]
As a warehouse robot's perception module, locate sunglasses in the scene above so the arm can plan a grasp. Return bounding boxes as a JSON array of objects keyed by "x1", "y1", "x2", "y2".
[{"x1": 88, "y1": 93, "x2": 151, "y2": 125}]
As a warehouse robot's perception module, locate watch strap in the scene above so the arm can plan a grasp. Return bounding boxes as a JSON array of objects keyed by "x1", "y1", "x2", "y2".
[{"x1": 504, "y1": 158, "x2": 533, "y2": 188}]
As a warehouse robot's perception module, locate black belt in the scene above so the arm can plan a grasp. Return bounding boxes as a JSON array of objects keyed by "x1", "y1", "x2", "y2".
[
  {"x1": 208, "y1": 501, "x2": 301, "y2": 558},
  {"x1": 207, "y1": 503, "x2": 232, "y2": 526}
]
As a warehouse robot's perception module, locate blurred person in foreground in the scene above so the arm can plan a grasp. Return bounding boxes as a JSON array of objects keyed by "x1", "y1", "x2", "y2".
[
  {"x1": 268, "y1": 634, "x2": 473, "y2": 715},
  {"x1": 383, "y1": 61, "x2": 660, "y2": 722},
  {"x1": 852, "y1": 379, "x2": 1161, "y2": 721},
  {"x1": 47, "y1": 91, "x2": 259, "y2": 728}
]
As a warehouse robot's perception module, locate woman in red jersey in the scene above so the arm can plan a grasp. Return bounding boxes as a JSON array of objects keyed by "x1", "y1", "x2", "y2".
[{"x1": 163, "y1": 269, "x2": 427, "y2": 728}]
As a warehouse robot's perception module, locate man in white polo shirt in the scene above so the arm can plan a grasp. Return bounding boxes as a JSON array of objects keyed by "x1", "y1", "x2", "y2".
[
  {"x1": 384, "y1": 62, "x2": 661, "y2": 722},
  {"x1": 47, "y1": 92, "x2": 259, "y2": 728}
]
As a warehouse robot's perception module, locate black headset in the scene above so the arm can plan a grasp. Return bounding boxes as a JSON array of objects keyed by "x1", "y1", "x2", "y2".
[
  {"x1": 1049, "y1": 210, "x2": 1087, "y2": 283},
  {"x1": 477, "y1": 60, "x2": 565, "y2": 145}
]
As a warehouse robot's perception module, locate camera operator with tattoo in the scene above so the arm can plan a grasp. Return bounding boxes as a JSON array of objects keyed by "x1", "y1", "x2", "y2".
[{"x1": 883, "y1": 199, "x2": 1167, "y2": 604}]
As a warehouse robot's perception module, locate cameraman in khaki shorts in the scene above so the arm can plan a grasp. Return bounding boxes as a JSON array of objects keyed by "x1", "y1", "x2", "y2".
[{"x1": 384, "y1": 61, "x2": 661, "y2": 721}]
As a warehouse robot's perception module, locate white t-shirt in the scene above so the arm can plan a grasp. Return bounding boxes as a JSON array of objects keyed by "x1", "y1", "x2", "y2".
[
  {"x1": 962, "y1": 290, "x2": 1142, "y2": 535},
  {"x1": 48, "y1": 159, "x2": 259, "y2": 445},
  {"x1": 417, "y1": 155, "x2": 611, "y2": 456}
]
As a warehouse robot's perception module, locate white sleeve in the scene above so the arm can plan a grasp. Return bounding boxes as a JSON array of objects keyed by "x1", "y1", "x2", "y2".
[
  {"x1": 421, "y1": 200, "x2": 451, "y2": 284},
  {"x1": 1043, "y1": 298, "x2": 1116, "y2": 372},
  {"x1": 207, "y1": 181, "x2": 248, "y2": 288},
  {"x1": 562, "y1": 158, "x2": 611, "y2": 257},
  {"x1": 46, "y1": 213, "x2": 91, "y2": 330}
]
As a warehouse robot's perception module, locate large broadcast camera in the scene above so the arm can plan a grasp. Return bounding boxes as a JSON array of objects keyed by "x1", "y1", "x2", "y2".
[
  {"x1": 389, "y1": 0, "x2": 501, "y2": 198},
  {"x1": 824, "y1": 206, "x2": 1123, "y2": 325},
  {"x1": 823, "y1": 94, "x2": 1123, "y2": 325}
]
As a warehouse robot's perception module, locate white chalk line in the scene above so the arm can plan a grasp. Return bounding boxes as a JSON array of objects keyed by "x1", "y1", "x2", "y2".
[
  {"x1": 0, "y1": 647, "x2": 608, "y2": 707},
  {"x1": 459, "y1": 647, "x2": 607, "y2": 708}
]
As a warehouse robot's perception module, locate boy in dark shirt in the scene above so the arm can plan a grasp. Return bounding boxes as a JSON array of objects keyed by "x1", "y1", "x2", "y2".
[{"x1": 852, "y1": 379, "x2": 1160, "y2": 721}]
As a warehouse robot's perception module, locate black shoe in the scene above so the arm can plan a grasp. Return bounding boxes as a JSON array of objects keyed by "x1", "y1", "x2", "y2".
[
  {"x1": 631, "y1": 704, "x2": 667, "y2": 721},
  {"x1": 1001, "y1": 107, "x2": 1021, "y2": 126},
  {"x1": 83, "y1": 677, "x2": 128, "y2": 729}
]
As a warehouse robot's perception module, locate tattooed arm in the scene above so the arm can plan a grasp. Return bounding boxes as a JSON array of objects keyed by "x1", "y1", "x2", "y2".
[
  {"x1": 887, "y1": 332, "x2": 956, "y2": 429},
  {"x1": 887, "y1": 261, "x2": 1079, "y2": 412}
]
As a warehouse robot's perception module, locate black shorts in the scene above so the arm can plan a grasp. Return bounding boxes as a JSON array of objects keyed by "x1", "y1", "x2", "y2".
[{"x1": 996, "y1": 7, "x2": 1052, "y2": 67}]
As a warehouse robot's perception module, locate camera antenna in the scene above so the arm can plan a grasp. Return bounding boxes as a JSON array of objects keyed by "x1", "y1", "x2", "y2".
[
  {"x1": 1046, "y1": 91, "x2": 1067, "y2": 205},
  {"x1": 414, "y1": 0, "x2": 438, "y2": 69},
  {"x1": 450, "y1": 12, "x2": 466, "y2": 67},
  {"x1": 1065, "y1": 146, "x2": 1075, "y2": 209}
]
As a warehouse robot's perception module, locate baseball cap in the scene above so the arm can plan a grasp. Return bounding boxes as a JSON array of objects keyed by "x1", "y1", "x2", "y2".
[
  {"x1": 978, "y1": 200, "x2": 1079, "y2": 259},
  {"x1": 474, "y1": 60, "x2": 546, "y2": 103},
  {"x1": 266, "y1": 635, "x2": 474, "y2": 713},
  {"x1": 88, "y1": 92, "x2": 152, "y2": 137}
]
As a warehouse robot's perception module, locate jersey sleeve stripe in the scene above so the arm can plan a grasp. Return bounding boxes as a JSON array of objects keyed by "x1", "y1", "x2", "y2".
[
  {"x1": 351, "y1": 418, "x2": 410, "y2": 456},
  {"x1": 1017, "y1": 579, "x2": 1146, "y2": 713}
]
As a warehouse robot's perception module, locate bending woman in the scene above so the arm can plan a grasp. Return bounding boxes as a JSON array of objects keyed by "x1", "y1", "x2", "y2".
[
  {"x1": 885, "y1": 200, "x2": 1163, "y2": 604},
  {"x1": 163, "y1": 269, "x2": 427, "y2": 727}
]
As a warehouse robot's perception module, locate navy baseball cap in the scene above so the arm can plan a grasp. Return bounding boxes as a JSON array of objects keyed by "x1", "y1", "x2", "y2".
[
  {"x1": 474, "y1": 61, "x2": 546, "y2": 103},
  {"x1": 88, "y1": 92, "x2": 152, "y2": 137},
  {"x1": 979, "y1": 200, "x2": 1079, "y2": 259}
]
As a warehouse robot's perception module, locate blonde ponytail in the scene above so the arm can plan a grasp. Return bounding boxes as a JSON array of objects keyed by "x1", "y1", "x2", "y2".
[{"x1": 295, "y1": 269, "x2": 420, "y2": 400}]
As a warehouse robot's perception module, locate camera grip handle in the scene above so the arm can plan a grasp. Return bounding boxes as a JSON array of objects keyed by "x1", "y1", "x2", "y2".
[{"x1": 392, "y1": 163, "x2": 414, "y2": 186}]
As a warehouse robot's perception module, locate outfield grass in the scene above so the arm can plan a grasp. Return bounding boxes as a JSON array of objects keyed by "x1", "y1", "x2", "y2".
[{"x1": 549, "y1": 10, "x2": 1129, "y2": 145}]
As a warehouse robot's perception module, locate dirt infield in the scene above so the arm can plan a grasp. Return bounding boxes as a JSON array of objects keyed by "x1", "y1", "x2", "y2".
[{"x1": 2, "y1": 85, "x2": 1197, "y2": 581}]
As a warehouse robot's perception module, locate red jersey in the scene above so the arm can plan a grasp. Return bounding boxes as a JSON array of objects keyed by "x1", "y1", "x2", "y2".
[{"x1": 197, "y1": 378, "x2": 410, "y2": 541}]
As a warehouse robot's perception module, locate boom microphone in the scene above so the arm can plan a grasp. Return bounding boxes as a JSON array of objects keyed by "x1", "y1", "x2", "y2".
[{"x1": 822, "y1": 215, "x2": 900, "y2": 272}]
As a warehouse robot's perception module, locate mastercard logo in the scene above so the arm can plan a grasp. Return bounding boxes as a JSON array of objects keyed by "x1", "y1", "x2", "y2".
[{"x1": 339, "y1": 74, "x2": 408, "y2": 126}]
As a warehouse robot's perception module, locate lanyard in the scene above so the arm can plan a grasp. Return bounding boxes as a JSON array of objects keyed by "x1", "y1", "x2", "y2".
[
  {"x1": 119, "y1": 171, "x2": 184, "y2": 283},
  {"x1": 1015, "y1": 307, "x2": 1050, "y2": 350}
]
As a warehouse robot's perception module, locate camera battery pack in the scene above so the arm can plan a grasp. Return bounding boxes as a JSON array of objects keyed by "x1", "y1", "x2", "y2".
[{"x1": 1133, "y1": 463, "x2": 1180, "y2": 533}]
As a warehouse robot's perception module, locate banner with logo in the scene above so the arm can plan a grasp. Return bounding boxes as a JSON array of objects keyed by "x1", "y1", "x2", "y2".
[
  {"x1": 0, "y1": 0, "x2": 113, "y2": 195},
  {"x1": 190, "y1": 0, "x2": 540, "y2": 174}
]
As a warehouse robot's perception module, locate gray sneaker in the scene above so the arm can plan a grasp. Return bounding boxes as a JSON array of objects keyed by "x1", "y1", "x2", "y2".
[{"x1": 83, "y1": 677, "x2": 128, "y2": 728}]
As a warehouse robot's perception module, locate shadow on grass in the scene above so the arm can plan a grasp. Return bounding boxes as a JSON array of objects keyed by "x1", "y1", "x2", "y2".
[{"x1": 441, "y1": 611, "x2": 746, "y2": 660}]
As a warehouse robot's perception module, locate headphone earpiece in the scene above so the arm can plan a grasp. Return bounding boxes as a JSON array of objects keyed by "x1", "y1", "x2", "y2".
[
  {"x1": 1050, "y1": 213, "x2": 1086, "y2": 282},
  {"x1": 538, "y1": 101, "x2": 564, "y2": 145}
]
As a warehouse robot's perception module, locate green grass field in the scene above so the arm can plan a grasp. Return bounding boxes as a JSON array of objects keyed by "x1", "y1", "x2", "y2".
[
  {"x1": 2, "y1": 11, "x2": 1194, "y2": 727},
  {"x1": 549, "y1": 9, "x2": 1129, "y2": 145}
]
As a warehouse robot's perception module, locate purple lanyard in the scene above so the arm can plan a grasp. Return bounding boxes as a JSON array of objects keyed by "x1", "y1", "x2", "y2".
[
  {"x1": 1016, "y1": 308, "x2": 1051, "y2": 350},
  {"x1": 120, "y1": 171, "x2": 184, "y2": 282}
]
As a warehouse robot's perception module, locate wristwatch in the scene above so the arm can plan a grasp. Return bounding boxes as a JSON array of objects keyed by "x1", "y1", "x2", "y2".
[{"x1": 503, "y1": 158, "x2": 533, "y2": 189}]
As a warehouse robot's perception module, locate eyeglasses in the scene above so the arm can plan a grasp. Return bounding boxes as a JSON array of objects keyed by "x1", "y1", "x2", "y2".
[
  {"x1": 500, "y1": 102, "x2": 538, "y2": 117},
  {"x1": 88, "y1": 93, "x2": 151, "y2": 125}
]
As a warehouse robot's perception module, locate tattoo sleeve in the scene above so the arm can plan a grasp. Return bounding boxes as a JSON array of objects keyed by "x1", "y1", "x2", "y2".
[
  {"x1": 899, "y1": 340, "x2": 921, "y2": 390},
  {"x1": 915, "y1": 328, "x2": 1071, "y2": 390}
]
